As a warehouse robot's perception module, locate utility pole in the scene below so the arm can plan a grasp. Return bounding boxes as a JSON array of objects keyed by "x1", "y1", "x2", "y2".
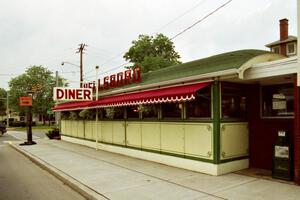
[
  {"x1": 6, "y1": 91, "x2": 9, "y2": 128},
  {"x1": 76, "y1": 43, "x2": 87, "y2": 88},
  {"x1": 55, "y1": 71, "x2": 60, "y2": 128}
]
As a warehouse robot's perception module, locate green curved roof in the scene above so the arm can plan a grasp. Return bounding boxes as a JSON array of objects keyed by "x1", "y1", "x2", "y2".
[
  {"x1": 140, "y1": 49, "x2": 269, "y2": 85},
  {"x1": 103, "y1": 49, "x2": 276, "y2": 93}
]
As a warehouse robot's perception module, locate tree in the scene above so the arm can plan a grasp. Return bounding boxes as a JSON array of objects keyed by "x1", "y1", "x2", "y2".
[
  {"x1": 123, "y1": 33, "x2": 181, "y2": 73},
  {"x1": 9, "y1": 66, "x2": 64, "y2": 121},
  {"x1": 0, "y1": 88, "x2": 7, "y2": 117}
]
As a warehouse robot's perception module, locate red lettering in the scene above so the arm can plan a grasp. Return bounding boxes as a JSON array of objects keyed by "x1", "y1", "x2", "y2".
[
  {"x1": 76, "y1": 90, "x2": 83, "y2": 99},
  {"x1": 84, "y1": 90, "x2": 91, "y2": 100},
  {"x1": 110, "y1": 74, "x2": 116, "y2": 87},
  {"x1": 132, "y1": 67, "x2": 141, "y2": 83},
  {"x1": 88, "y1": 83, "x2": 94, "y2": 88},
  {"x1": 56, "y1": 88, "x2": 64, "y2": 100},
  {"x1": 83, "y1": 83, "x2": 88, "y2": 88},
  {"x1": 124, "y1": 70, "x2": 131, "y2": 84},
  {"x1": 104, "y1": 76, "x2": 109, "y2": 88},
  {"x1": 69, "y1": 89, "x2": 75, "y2": 99},
  {"x1": 117, "y1": 72, "x2": 123, "y2": 86}
]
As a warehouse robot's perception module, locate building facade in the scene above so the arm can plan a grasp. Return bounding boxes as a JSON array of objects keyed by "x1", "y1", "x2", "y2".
[{"x1": 53, "y1": 19, "x2": 300, "y2": 184}]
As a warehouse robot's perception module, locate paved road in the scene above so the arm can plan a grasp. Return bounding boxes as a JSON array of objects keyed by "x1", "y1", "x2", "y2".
[
  {"x1": 0, "y1": 133, "x2": 86, "y2": 200},
  {"x1": 0, "y1": 132, "x2": 18, "y2": 144}
]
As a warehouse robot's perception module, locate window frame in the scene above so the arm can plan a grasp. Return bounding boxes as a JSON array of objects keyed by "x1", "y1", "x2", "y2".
[
  {"x1": 185, "y1": 85, "x2": 213, "y2": 120},
  {"x1": 220, "y1": 82, "x2": 248, "y2": 121},
  {"x1": 260, "y1": 83, "x2": 294, "y2": 119},
  {"x1": 286, "y1": 42, "x2": 296, "y2": 56}
]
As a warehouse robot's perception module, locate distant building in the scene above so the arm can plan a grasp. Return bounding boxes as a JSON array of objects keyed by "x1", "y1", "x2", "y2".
[{"x1": 265, "y1": 18, "x2": 297, "y2": 57}]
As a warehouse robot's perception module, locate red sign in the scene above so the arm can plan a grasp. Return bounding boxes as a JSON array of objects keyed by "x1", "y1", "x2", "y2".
[
  {"x1": 19, "y1": 96, "x2": 32, "y2": 106},
  {"x1": 83, "y1": 66, "x2": 141, "y2": 91},
  {"x1": 53, "y1": 88, "x2": 93, "y2": 101}
]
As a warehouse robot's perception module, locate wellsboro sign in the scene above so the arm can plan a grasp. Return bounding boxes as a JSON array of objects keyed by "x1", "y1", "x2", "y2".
[{"x1": 83, "y1": 66, "x2": 141, "y2": 92}]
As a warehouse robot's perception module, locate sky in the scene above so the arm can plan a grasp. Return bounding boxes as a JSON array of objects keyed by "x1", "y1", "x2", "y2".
[{"x1": 0, "y1": 0, "x2": 297, "y2": 89}]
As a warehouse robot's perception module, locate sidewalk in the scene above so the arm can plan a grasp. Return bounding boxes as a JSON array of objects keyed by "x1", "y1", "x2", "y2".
[{"x1": 8, "y1": 131, "x2": 300, "y2": 200}]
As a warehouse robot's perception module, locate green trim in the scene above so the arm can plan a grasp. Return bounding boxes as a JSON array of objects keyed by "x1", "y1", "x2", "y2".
[
  {"x1": 219, "y1": 156, "x2": 249, "y2": 163},
  {"x1": 213, "y1": 81, "x2": 221, "y2": 164}
]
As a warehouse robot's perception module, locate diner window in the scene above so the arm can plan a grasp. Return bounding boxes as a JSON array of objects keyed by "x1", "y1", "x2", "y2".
[
  {"x1": 262, "y1": 84, "x2": 294, "y2": 118},
  {"x1": 162, "y1": 102, "x2": 183, "y2": 119},
  {"x1": 140, "y1": 104, "x2": 159, "y2": 119},
  {"x1": 104, "y1": 107, "x2": 125, "y2": 119},
  {"x1": 126, "y1": 106, "x2": 140, "y2": 119},
  {"x1": 221, "y1": 83, "x2": 247, "y2": 119},
  {"x1": 186, "y1": 86, "x2": 211, "y2": 119}
]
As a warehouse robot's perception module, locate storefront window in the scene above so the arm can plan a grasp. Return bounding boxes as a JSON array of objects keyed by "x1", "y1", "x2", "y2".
[
  {"x1": 262, "y1": 84, "x2": 294, "y2": 117},
  {"x1": 162, "y1": 103, "x2": 183, "y2": 119},
  {"x1": 186, "y1": 86, "x2": 211, "y2": 119},
  {"x1": 221, "y1": 83, "x2": 247, "y2": 119},
  {"x1": 104, "y1": 107, "x2": 125, "y2": 119},
  {"x1": 141, "y1": 104, "x2": 159, "y2": 119},
  {"x1": 126, "y1": 106, "x2": 140, "y2": 119}
]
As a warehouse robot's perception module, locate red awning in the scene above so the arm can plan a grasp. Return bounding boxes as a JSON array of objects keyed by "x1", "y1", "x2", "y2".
[
  {"x1": 53, "y1": 81, "x2": 211, "y2": 111},
  {"x1": 52, "y1": 101, "x2": 92, "y2": 111},
  {"x1": 89, "y1": 81, "x2": 211, "y2": 108}
]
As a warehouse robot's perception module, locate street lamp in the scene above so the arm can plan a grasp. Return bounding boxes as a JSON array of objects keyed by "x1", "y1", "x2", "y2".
[
  {"x1": 20, "y1": 89, "x2": 36, "y2": 145},
  {"x1": 61, "y1": 61, "x2": 80, "y2": 68},
  {"x1": 95, "y1": 66, "x2": 99, "y2": 150}
]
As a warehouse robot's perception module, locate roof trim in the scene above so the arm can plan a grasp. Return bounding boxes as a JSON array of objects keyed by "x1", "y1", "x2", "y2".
[
  {"x1": 265, "y1": 35, "x2": 297, "y2": 47},
  {"x1": 242, "y1": 56, "x2": 297, "y2": 80},
  {"x1": 238, "y1": 53, "x2": 285, "y2": 79}
]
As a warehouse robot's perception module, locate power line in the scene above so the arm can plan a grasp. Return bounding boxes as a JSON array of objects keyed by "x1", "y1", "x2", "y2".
[
  {"x1": 170, "y1": 0, "x2": 233, "y2": 40},
  {"x1": 84, "y1": 1, "x2": 232, "y2": 76},
  {"x1": 153, "y1": 0, "x2": 207, "y2": 34}
]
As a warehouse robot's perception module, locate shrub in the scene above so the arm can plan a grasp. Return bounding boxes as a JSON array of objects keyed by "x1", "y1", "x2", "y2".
[{"x1": 46, "y1": 128, "x2": 60, "y2": 139}]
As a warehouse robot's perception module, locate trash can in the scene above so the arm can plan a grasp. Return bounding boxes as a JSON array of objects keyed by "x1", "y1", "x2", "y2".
[{"x1": 272, "y1": 130, "x2": 293, "y2": 181}]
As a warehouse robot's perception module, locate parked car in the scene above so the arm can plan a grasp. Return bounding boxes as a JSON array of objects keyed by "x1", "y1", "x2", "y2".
[
  {"x1": 0, "y1": 122, "x2": 7, "y2": 135},
  {"x1": 1, "y1": 118, "x2": 14, "y2": 125}
]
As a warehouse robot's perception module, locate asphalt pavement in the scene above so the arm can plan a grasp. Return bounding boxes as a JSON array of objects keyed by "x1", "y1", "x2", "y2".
[
  {"x1": 0, "y1": 131, "x2": 86, "y2": 200},
  {"x1": 0, "y1": 144, "x2": 86, "y2": 200},
  {"x1": 7, "y1": 130, "x2": 300, "y2": 200}
]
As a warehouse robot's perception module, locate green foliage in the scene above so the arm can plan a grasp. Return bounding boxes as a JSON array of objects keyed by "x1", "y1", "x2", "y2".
[
  {"x1": 0, "y1": 88, "x2": 7, "y2": 116},
  {"x1": 105, "y1": 107, "x2": 115, "y2": 119},
  {"x1": 61, "y1": 111, "x2": 70, "y2": 120},
  {"x1": 123, "y1": 33, "x2": 181, "y2": 73},
  {"x1": 8, "y1": 66, "x2": 65, "y2": 116},
  {"x1": 79, "y1": 109, "x2": 95, "y2": 120},
  {"x1": 46, "y1": 128, "x2": 60, "y2": 139},
  {"x1": 69, "y1": 111, "x2": 79, "y2": 120}
]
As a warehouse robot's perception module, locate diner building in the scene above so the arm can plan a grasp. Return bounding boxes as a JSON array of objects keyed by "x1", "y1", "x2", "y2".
[{"x1": 53, "y1": 19, "x2": 300, "y2": 183}]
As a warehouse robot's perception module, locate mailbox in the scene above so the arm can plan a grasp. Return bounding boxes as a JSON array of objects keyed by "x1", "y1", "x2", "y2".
[{"x1": 272, "y1": 130, "x2": 293, "y2": 181}]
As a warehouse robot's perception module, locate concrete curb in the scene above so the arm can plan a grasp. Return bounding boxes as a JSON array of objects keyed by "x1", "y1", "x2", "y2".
[{"x1": 9, "y1": 141, "x2": 108, "y2": 200}]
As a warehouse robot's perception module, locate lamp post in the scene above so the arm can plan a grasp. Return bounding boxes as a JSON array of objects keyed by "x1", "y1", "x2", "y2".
[
  {"x1": 20, "y1": 90, "x2": 36, "y2": 145},
  {"x1": 6, "y1": 91, "x2": 9, "y2": 127},
  {"x1": 95, "y1": 66, "x2": 99, "y2": 150}
]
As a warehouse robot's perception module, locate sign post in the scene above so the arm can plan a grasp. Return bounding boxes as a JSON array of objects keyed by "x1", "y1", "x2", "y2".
[{"x1": 19, "y1": 95, "x2": 36, "y2": 145}]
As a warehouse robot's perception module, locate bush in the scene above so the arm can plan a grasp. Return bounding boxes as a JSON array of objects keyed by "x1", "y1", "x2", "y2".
[
  {"x1": 10, "y1": 121, "x2": 26, "y2": 127},
  {"x1": 46, "y1": 128, "x2": 60, "y2": 139},
  {"x1": 79, "y1": 109, "x2": 95, "y2": 120}
]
